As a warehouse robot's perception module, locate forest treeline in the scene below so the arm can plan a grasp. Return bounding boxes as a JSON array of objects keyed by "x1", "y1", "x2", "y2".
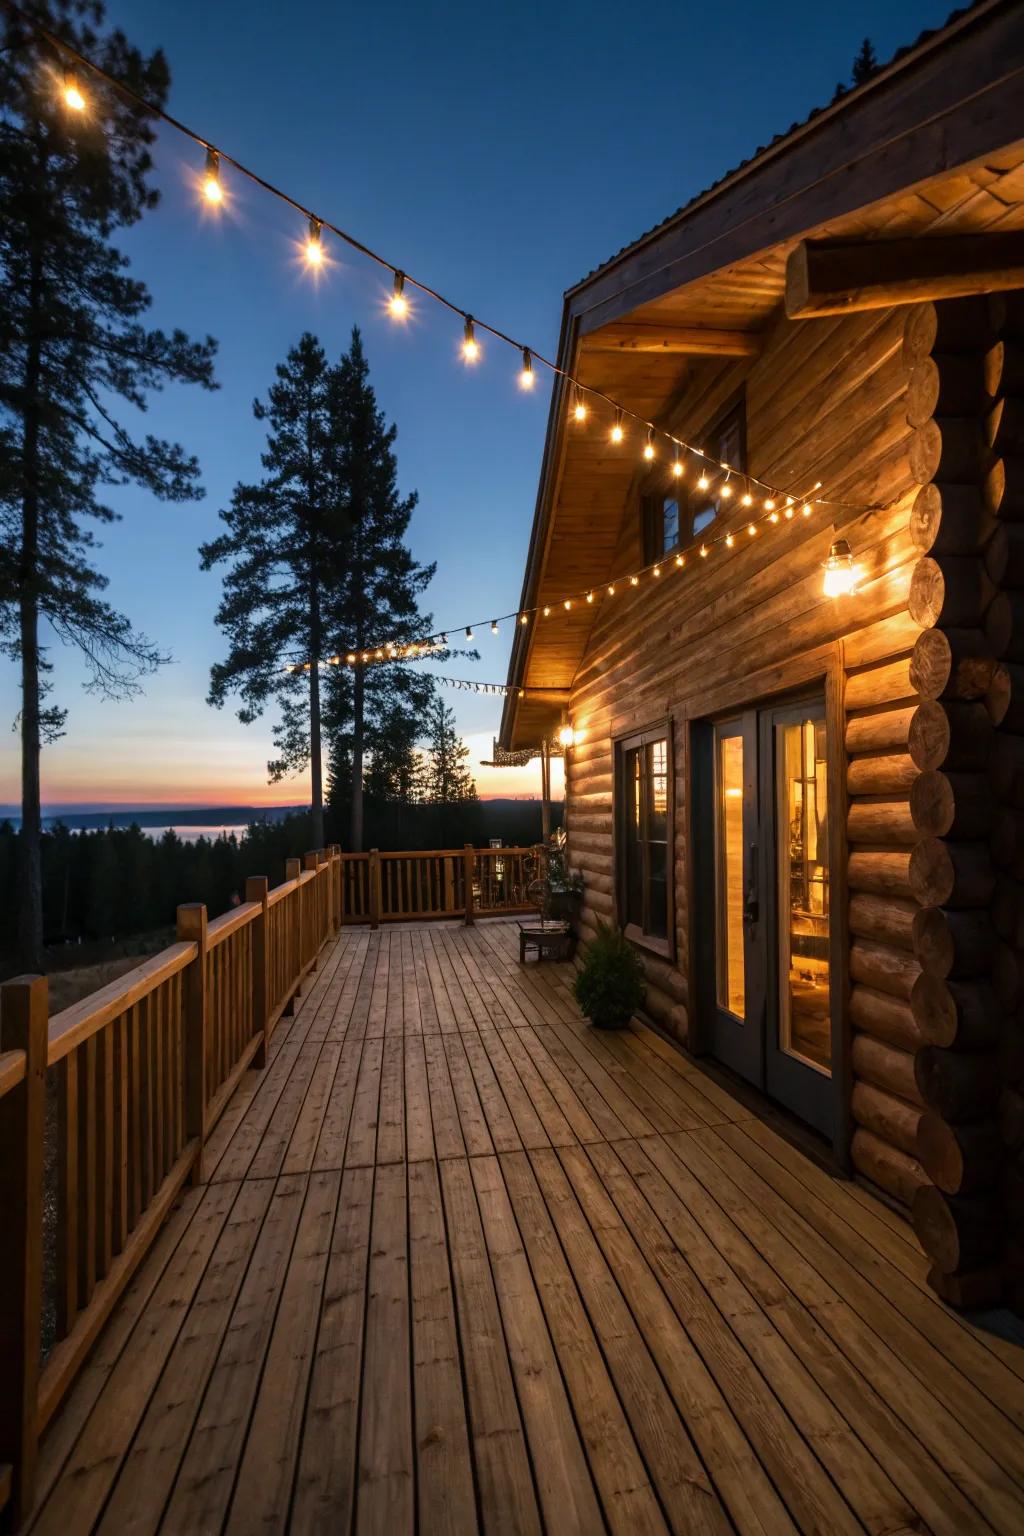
[{"x1": 0, "y1": 796, "x2": 561, "y2": 960}]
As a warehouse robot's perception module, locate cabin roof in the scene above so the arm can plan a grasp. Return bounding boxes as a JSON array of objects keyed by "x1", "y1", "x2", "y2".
[{"x1": 499, "y1": 0, "x2": 1024, "y2": 751}]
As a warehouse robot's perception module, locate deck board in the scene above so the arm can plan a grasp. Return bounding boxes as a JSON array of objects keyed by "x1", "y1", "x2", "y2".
[{"x1": 29, "y1": 918, "x2": 1024, "y2": 1535}]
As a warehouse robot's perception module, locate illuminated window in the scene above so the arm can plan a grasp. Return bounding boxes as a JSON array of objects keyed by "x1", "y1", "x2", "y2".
[{"x1": 617, "y1": 727, "x2": 671, "y2": 945}]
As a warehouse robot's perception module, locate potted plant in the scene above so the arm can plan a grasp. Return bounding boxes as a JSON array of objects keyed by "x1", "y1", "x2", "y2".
[
  {"x1": 572, "y1": 921, "x2": 646, "y2": 1030},
  {"x1": 545, "y1": 846, "x2": 584, "y2": 922}
]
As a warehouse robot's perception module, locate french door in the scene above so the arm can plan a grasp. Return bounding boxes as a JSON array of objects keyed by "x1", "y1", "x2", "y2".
[{"x1": 694, "y1": 698, "x2": 836, "y2": 1138}]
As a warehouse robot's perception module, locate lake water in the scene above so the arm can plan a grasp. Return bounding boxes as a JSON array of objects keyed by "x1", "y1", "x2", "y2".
[{"x1": 142, "y1": 825, "x2": 250, "y2": 843}]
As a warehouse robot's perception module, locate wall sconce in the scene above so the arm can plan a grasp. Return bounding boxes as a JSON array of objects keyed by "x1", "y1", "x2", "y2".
[
  {"x1": 822, "y1": 539, "x2": 856, "y2": 598},
  {"x1": 558, "y1": 714, "x2": 576, "y2": 749}
]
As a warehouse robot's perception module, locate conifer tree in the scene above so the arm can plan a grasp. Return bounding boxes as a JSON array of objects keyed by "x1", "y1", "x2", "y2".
[
  {"x1": 0, "y1": 1, "x2": 218, "y2": 968},
  {"x1": 851, "y1": 38, "x2": 878, "y2": 86},
  {"x1": 323, "y1": 328, "x2": 437, "y2": 850},
  {"x1": 422, "y1": 696, "x2": 478, "y2": 844},
  {"x1": 201, "y1": 333, "x2": 340, "y2": 850}
]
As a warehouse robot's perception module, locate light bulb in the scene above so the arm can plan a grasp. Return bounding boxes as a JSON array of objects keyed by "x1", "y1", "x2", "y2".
[
  {"x1": 586, "y1": 591, "x2": 594, "y2": 603},
  {"x1": 563, "y1": 599, "x2": 571, "y2": 610},
  {"x1": 519, "y1": 613, "x2": 528, "y2": 625},
  {"x1": 700, "y1": 545, "x2": 709, "y2": 558},
  {"x1": 346, "y1": 652, "x2": 356, "y2": 664},
  {"x1": 785, "y1": 506, "x2": 795, "y2": 520},
  {"x1": 519, "y1": 349, "x2": 534, "y2": 390},
  {"x1": 305, "y1": 217, "x2": 323, "y2": 266},
  {"x1": 462, "y1": 317, "x2": 480, "y2": 363},
  {"x1": 630, "y1": 575, "x2": 639, "y2": 587},
  {"x1": 697, "y1": 473, "x2": 710, "y2": 492},
  {"x1": 721, "y1": 481, "x2": 733, "y2": 500},
  {"x1": 675, "y1": 554, "x2": 684, "y2": 567},
  {"x1": 490, "y1": 620, "x2": 499, "y2": 634},
  {"x1": 202, "y1": 148, "x2": 223, "y2": 204},
  {"x1": 543, "y1": 605, "x2": 551, "y2": 617},
  {"x1": 607, "y1": 585, "x2": 615, "y2": 596},
  {"x1": 741, "y1": 492, "x2": 753, "y2": 508},
  {"x1": 389, "y1": 271, "x2": 408, "y2": 318},
  {"x1": 572, "y1": 389, "x2": 587, "y2": 423},
  {"x1": 643, "y1": 429, "x2": 656, "y2": 462},
  {"x1": 747, "y1": 523, "x2": 756, "y2": 536},
  {"x1": 465, "y1": 626, "x2": 473, "y2": 640},
  {"x1": 725, "y1": 534, "x2": 735, "y2": 548},
  {"x1": 769, "y1": 511, "x2": 780, "y2": 524},
  {"x1": 802, "y1": 503, "x2": 813, "y2": 517},
  {"x1": 653, "y1": 565, "x2": 661, "y2": 577},
  {"x1": 611, "y1": 411, "x2": 624, "y2": 444},
  {"x1": 559, "y1": 722, "x2": 576, "y2": 747},
  {"x1": 672, "y1": 457, "x2": 683, "y2": 478},
  {"x1": 63, "y1": 73, "x2": 86, "y2": 111},
  {"x1": 823, "y1": 539, "x2": 856, "y2": 597},
  {"x1": 764, "y1": 498, "x2": 775, "y2": 511}
]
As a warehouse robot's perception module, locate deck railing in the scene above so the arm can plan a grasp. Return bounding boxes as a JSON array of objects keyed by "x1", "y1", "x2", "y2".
[
  {"x1": 0, "y1": 844, "x2": 343, "y2": 1529},
  {"x1": 0, "y1": 840, "x2": 543, "y2": 1525}
]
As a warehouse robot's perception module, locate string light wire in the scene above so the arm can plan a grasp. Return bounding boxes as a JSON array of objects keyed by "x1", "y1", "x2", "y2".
[{"x1": 4, "y1": 0, "x2": 881, "y2": 516}]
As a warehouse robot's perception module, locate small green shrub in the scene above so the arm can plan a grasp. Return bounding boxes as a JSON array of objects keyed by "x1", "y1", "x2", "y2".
[{"x1": 572, "y1": 921, "x2": 645, "y2": 1029}]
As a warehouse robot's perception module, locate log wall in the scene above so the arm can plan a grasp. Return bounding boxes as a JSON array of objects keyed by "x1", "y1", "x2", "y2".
[{"x1": 567, "y1": 302, "x2": 928, "y2": 1211}]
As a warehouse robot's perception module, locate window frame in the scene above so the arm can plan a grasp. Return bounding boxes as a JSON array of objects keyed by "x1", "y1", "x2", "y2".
[
  {"x1": 614, "y1": 720, "x2": 675, "y2": 960},
  {"x1": 641, "y1": 393, "x2": 747, "y2": 558}
]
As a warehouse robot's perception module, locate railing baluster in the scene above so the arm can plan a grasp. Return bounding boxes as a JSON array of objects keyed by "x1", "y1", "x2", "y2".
[
  {"x1": 178, "y1": 903, "x2": 209, "y2": 1184},
  {"x1": 56, "y1": 1049, "x2": 78, "y2": 1339}
]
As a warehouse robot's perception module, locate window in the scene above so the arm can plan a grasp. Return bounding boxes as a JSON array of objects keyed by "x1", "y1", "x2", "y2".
[
  {"x1": 642, "y1": 398, "x2": 746, "y2": 557},
  {"x1": 617, "y1": 725, "x2": 672, "y2": 950}
]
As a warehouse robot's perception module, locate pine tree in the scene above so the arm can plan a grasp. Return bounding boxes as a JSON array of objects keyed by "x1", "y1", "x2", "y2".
[
  {"x1": 201, "y1": 333, "x2": 341, "y2": 850},
  {"x1": 422, "y1": 697, "x2": 477, "y2": 845},
  {"x1": 323, "y1": 329, "x2": 437, "y2": 850},
  {"x1": 851, "y1": 38, "x2": 878, "y2": 87},
  {"x1": 0, "y1": 1, "x2": 218, "y2": 968}
]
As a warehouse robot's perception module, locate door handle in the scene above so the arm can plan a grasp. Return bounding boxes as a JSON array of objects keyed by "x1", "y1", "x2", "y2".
[{"x1": 743, "y1": 843, "x2": 759, "y2": 925}]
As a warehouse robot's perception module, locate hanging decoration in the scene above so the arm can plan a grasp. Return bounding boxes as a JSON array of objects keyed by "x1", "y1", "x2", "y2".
[{"x1": 12, "y1": 0, "x2": 882, "y2": 522}]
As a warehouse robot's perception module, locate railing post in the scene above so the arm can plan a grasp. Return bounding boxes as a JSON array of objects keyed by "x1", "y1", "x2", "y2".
[
  {"x1": 0, "y1": 975, "x2": 47, "y2": 1527},
  {"x1": 284, "y1": 859, "x2": 301, "y2": 1012},
  {"x1": 304, "y1": 853, "x2": 319, "y2": 967},
  {"x1": 316, "y1": 849, "x2": 330, "y2": 943},
  {"x1": 177, "y1": 904, "x2": 209, "y2": 1184},
  {"x1": 464, "y1": 844, "x2": 476, "y2": 926},
  {"x1": 331, "y1": 845, "x2": 343, "y2": 932},
  {"x1": 245, "y1": 876, "x2": 270, "y2": 1069},
  {"x1": 369, "y1": 849, "x2": 382, "y2": 930}
]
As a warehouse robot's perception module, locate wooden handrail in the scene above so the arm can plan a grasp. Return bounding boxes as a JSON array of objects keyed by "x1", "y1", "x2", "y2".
[
  {"x1": 0, "y1": 1049, "x2": 26, "y2": 1101},
  {"x1": 206, "y1": 899, "x2": 260, "y2": 950},
  {"x1": 46, "y1": 942, "x2": 197, "y2": 1066}
]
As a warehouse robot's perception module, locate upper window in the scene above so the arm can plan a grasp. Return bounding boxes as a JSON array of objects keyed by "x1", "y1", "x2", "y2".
[
  {"x1": 618, "y1": 726, "x2": 672, "y2": 949},
  {"x1": 641, "y1": 398, "x2": 746, "y2": 560}
]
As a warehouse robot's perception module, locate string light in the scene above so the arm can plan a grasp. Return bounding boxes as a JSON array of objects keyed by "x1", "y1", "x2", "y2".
[
  {"x1": 764, "y1": 498, "x2": 776, "y2": 511},
  {"x1": 630, "y1": 575, "x2": 639, "y2": 586},
  {"x1": 643, "y1": 428, "x2": 656, "y2": 462},
  {"x1": 543, "y1": 605, "x2": 551, "y2": 617},
  {"x1": 607, "y1": 585, "x2": 615, "y2": 595},
  {"x1": 465, "y1": 626, "x2": 474, "y2": 640},
  {"x1": 519, "y1": 349, "x2": 535, "y2": 390},
  {"x1": 462, "y1": 316, "x2": 480, "y2": 363},
  {"x1": 586, "y1": 591, "x2": 594, "y2": 603},
  {"x1": 13, "y1": 8, "x2": 878, "y2": 530},
  {"x1": 672, "y1": 452, "x2": 683, "y2": 478},
  {"x1": 304, "y1": 217, "x2": 323, "y2": 267},
  {"x1": 741, "y1": 489, "x2": 753, "y2": 508},
  {"x1": 653, "y1": 565, "x2": 661, "y2": 577},
  {"x1": 202, "y1": 147, "x2": 223, "y2": 204},
  {"x1": 725, "y1": 533, "x2": 735, "y2": 548},
  {"x1": 389, "y1": 271, "x2": 408, "y2": 318},
  {"x1": 490, "y1": 620, "x2": 499, "y2": 634},
  {"x1": 823, "y1": 539, "x2": 856, "y2": 597},
  {"x1": 62, "y1": 70, "x2": 85, "y2": 111},
  {"x1": 747, "y1": 523, "x2": 756, "y2": 536},
  {"x1": 675, "y1": 553, "x2": 684, "y2": 567},
  {"x1": 700, "y1": 545, "x2": 709, "y2": 558},
  {"x1": 802, "y1": 503, "x2": 813, "y2": 517},
  {"x1": 721, "y1": 477, "x2": 733, "y2": 500},
  {"x1": 563, "y1": 598, "x2": 572, "y2": 610},
  {"x1": 697, "y1": 471, "x2": 710, "y2": 492},
  {"x1": 519, "y1": 613, "x2": 528, "y2": 625}
]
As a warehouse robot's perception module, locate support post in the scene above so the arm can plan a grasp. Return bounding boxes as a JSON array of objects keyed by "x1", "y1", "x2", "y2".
[
  {"x1": 464, "y1": 844, "x2": 476, "y2": 926},
  {"x1": 177, "y1": 904, "x2": 209, "y2": 1184},
  {"x1": 0, "y1": 975, "x2": 47, "y2": 1529},
  {"x1": 369, "y1": 849, "x2": 382, "y2": 930},
  {"x1": 540, "y1": 740, "x2": 552, "y2": 845},
  {"x1": 245, "y1": 876, "x2": 270, "y2": 1068}
]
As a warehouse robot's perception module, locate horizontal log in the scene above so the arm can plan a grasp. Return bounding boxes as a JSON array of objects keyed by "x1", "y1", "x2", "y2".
[
  {"x1": 909, "y1": 419, "x2": 991, "y2": 487},
  {"x1": 852, "y1": 1033, "x2": 921, "y2": 1105},
  {"x1": 846, "y1": 801, "x2": 918, "y2": 847},
  {"x1": 984, "y1": 337, "x2": 1024, "y2": 398},
  {"x1": 1000, "y1": 1086, "x2": 1024, "y2": 1154},
  {"x1": 787, "y1": 236, "x2": 1024, "y2": 321},
  {"x1": 986, "y1": 455, "x2": 1024, "y2": 521},
  {"x1": 843, "y1": 610, "x2": 922, "y2": 669},
  {"x1": 851, "y1": 1128, "x2": 927, "y2": 1208},
  {"x1": 848, "y1": 892, "x2": 916, "y2": 950},
  {"x1": 985, "y1": 589, "x2": 1024, "y2": 660},
  {"x1": 903, "y1": 297, "x2": 1002, "y2": 365},
  {"x1": 912, "y1": 905, "x2": 999, "y2": 980},
  {"x1": 844, "y1": 657, "x2": 915, "y2": 711},
  {"x1": 909, "y1": 626, "x2": 995, "y2": 703},
  {"x1": 906, "y1": 355, "x2": 992, "y2": 428},
  {"x1": 845, "y1": 706, "x2": 916, "y2": 755},
  {"x1": 927, "y1": 1262, "x2": 1004, "y2": 1310},
  {"x1": 909, "y1": 482, "x2": 996, "y2": 557},
  {"x1": 992, "y1": 876, "x2": 1024, "y2": 948},
  {"x1": 910, "y1": 973, "x2": 1000, "y2": 1051},
  {"x1": 909, "y1": 770, "x2": 992, "y2": 838},
  {"x1": 849, "y1": 940, "x2": 920, "y2": 1001},
  {"x1": 850, "y1": 986, "x2": 921, "y2": 1053},
  {"x1": 848, "y1": 850, "x2": 913, "y2": 898},
  {"x1": 908, "y1": 838, "x2": 994, "y2": 908},
  {"x1": 846, "y1": 753, "x2": 918, "y2": 796},
  {"x1": 913, "y1": 1183, "x2": 1002, "y2": 1273},
  {"x1": 991, "y1": 733, "x2": 1024, "y2": 808},
  {"x1": 987, "y1": 396, "x2": 1024, "y2": 458},
  {"x1": 908, "y1": 556, "x2": 995, "y2": 630},
  {"x1": 918, "y1": 1111, "x2": 1002, "y2": 1196},
  {"x1": 914, "y1": 1046, "x2": 1001, "y2": 1122},
  {"x1": 986, "y1": 664, "x2": 1011, "y2": 727},
  {"x1": 585, "y1": 321, "x2": 761, "y2": 357},
  {"x1": 852, "y1": 1080, "x2": 923, "y2": 1158},
  {"x1": 982, "y1": 522, "x2": 1024, "y2": 590},
  {"x1": 907, "y1": 699, "x2": 993, "y2": 772}
]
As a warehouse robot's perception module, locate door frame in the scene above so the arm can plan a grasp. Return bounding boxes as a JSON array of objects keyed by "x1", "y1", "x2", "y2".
[{"x1": 684, "y1": 644, "x2": 851, "y2": 1167}]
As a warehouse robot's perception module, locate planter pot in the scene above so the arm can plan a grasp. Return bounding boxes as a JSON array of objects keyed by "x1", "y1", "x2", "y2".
[
  {"x1": 590, "y1": 1015, "x2": 630, "y2": 1031},
  {"x1": 548, "y1": 891, "x2": 583, "y2": 921}
]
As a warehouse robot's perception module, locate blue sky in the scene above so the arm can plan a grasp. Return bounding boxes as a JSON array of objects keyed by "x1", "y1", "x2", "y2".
[{"x1": 0, "y1": 0, "x2": 949, "y2": 808}]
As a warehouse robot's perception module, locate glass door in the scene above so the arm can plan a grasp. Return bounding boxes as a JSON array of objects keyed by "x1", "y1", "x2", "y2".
[{"x1": 695, "y1": 698, "x2": 835, "y2": 1137}]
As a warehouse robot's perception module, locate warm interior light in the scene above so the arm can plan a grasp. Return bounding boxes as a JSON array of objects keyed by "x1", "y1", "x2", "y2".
[
  {"x1": 63, "y1": 73, "x2": 86, "y2": 111},
  {"x1": 305, "y1": 217, "x2": 323, "y2": 266},
  {"x1": 462, "y1": 317, "x2": 480, "y2": 362},
  {"x1": 823, "y1": 539, "x2": 856, "y2": 597},
  {"x1": 202, "y1": 148, "x2": 223, "y2": 204},
  {"x1": 390, "y1": 271, "x2": 408, "y2": 317},
  {"x1": 519, "y1": 349, "x2": 534, "y2": 390}
]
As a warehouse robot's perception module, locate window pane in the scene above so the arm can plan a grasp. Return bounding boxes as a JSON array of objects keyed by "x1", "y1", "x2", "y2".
[
  {"x1": 715, "y1": 733, "x2": 745, "y2": 1016},
  {"x1": 693, "y1": 505, "x2": 716, "y2": 536},
  {"x1": 776, "y1": 715, "x2": 830, "y2": 1073},
  {"x1": 662, "y1": 498, "x2": 679, "y2": 553},
  {"x1": 647, "y1": 840, "x2": 668, "y2": 939},
  {"x1": 625, "y1": 748, "x2": 644, "y2": 928}
]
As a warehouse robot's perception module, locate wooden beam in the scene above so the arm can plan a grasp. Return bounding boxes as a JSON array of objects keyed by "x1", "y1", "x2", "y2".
[
  {"x1": 584, "y1": 321, "x2": 761, "y2": 357},
  {"x1": 786, "y1": 234, "x2": 1024, "y2": 318}
]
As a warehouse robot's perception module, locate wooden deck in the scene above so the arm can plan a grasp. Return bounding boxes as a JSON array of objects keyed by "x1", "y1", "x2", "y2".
[{"x1": 26, "y1": 919, "x2": 1024, "y2": 1535}]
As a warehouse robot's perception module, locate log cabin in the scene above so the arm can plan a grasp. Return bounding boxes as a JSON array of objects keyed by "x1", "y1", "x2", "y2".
[{"x1": 500, "y1": 0, "x2": 1024, "y2": 1310}]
